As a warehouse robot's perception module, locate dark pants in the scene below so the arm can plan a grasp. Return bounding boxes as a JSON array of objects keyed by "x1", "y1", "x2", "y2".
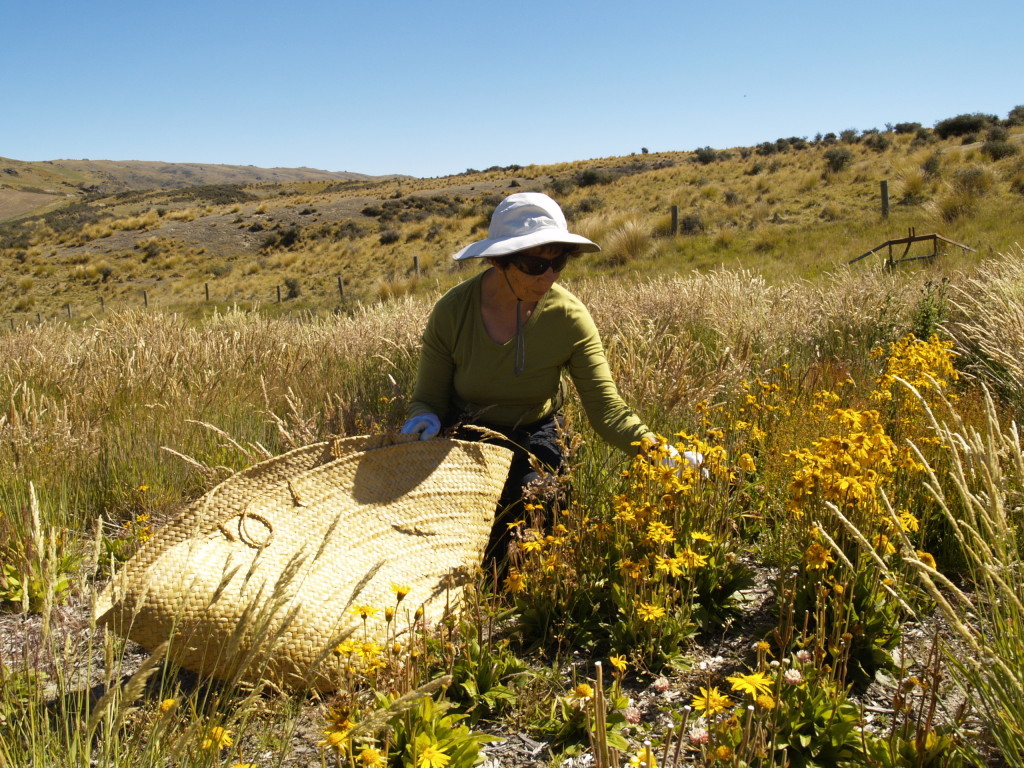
[{"x1": 452, "y1": 415, "x2": 565, "y2": 565}]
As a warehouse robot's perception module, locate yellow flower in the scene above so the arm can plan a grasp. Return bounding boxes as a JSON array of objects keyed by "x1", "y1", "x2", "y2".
[
  {"x1": 391, "y1": 583, "x2": 412, "y2": 601},
  {"x1": 691, "y1": 686, "x2": 732, "y2": 716},
  {"x1": 804, "y1": 541, "x2": 835, "y2": 570},
  {"x1": 504, "y1": 569, "x2": 527, "y2": 594},
  {"x1": 645, "y1": 520, "x2": 676, "y2": 545},
  {"x1": 417, "y1": 743, "x2": 451, "y2": 768},
  {"x1": 916, "y1": 550, "x2": 937, "y2": 569},
  {"x1": 714, "y1": 745, "x2": 734, "y2": 761},
  {"x1": 755, "y1": 693, "x2": 776, "y2": 710},
  {"x1": 200, "y1": 726, "x2": 233, "y2": 751},
  {"x1": 628, "y1": 746, "x2": 658, "y2": 767},
  {"x1": 676, "y1": 547, "x2": 708, "y2": 570},
  {"x1": 158, "y1": 698, "x2": 177, "y2": 713},
  {"x1": 570, "y1": 683, "x2": 595, "y2": 703},
  {"x1": 636, "y1": 602, "x2": 666, "y2": 622},
  {"x1": 654, "y1": 555, "x2": 683, "y2": 577},
  {"x1": 727, "y1": 671, "x2": 774, "y2": 698},
  {"x1": 609, "y1": 655, "x2": 628, "y2": 673},
  {"x1": 898, "y1": 510, "x2": 920, "y2": 532},
  {"x1": 319, "y1": 729, "x2": 350, "y2": 753},
  {"x1": 690, "y1": 531, "x2": 714, "y2": 543},
  {"x1": 349, "y1": 605, "x2": 379, "y2": 620},
  {"x1": 738, "y1": 453, "x2": 756, "y2": 472},
  {"x1": 358, "y1": 747, "x2": 385, "y2": 767}
]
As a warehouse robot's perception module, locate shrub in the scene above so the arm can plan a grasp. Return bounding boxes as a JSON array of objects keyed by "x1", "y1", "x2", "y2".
[
  {"x1": 839, "y1": 128, "x2": 859, "y2": 143},
  {"x1": 982, "y1": 140, "x2": 1019, "y2": 161},
  {"x1": 284, "y1": 277, "x2": 301, "y2": 300},
  {"x1": 379, "y1": 228, "x2": 401, "y2": 245},
  {"x1": 574, "y1": 168, "x2": 615, "y2": 187},
  {"x1": 934, "y1": 112, "x2": 998, "y2": 139},
  {"x1": 693, "y1": 146, "x2": 718, "y2": 165},
  {"x1": 893, "y1": 121, "x2": 923, "y2": 134},
  {"x1": 862, "y1": 132, "x2": 891, "y2": 152},
  {"x1": 1007, "y1": 104, "x2": 1024, "y2": 126},
  {"x1": 824, "y1": 147, "x2": 854, "y2": 173},
  {"x1": 680, "y1": 213, "x2": 705, "y2": 234},
  {"x1": 921, "y1": 152, "x2": 943, "y2": 177},
  {"x1": 952, "y1": 164, "x2": 994, "y2": 195}
]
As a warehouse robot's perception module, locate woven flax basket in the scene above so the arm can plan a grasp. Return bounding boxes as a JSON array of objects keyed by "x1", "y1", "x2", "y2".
[{"x1": 95, "y1": 434, "x2": 512, "y2": 692}]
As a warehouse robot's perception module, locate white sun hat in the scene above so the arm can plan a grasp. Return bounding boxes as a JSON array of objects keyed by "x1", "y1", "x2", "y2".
[{"x1": 452, "y1": 192, "x2": 601, "y2": 261}]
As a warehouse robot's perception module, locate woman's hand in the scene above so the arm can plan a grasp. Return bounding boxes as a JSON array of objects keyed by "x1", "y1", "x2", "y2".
[{"x1": 400, "y1": 413, "x2": 441, "y2": 441}]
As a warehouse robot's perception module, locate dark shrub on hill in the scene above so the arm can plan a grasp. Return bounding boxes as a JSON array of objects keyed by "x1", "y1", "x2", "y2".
[
  {"x1": 824, "y1": 147, "x2": 854, "y2": 172},
  {"x1": 893, "y1": 122, "x2": 923, "y2": 134},
  {"x1": 862, "y1": 132, "x2": 892, "y2": 152},
  {"x1": 574, "y1": 168, "x2": 615, "y2": 186},
  {"x1": 982, "y1": 140, "x2": 1019, "y2": 161},
  {"x1": 694, "y1": 146, "x2": 718, "y2": 165},
  {"x1": 379, "y1": 228, "x2": 401, "y2": 245},
  {"x1": 934, "y1": 113, "x2": 999, "y2": 139}
]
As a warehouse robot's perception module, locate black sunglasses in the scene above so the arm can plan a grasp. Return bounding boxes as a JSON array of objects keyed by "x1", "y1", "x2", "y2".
[{"x1": 509, "y1": 249, "x2": 571, "y2": 276}]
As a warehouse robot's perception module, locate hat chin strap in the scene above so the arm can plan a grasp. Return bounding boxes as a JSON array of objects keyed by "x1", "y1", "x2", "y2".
[{"x1": 500, "y1": 268, "x2": 526, "y2": 377}]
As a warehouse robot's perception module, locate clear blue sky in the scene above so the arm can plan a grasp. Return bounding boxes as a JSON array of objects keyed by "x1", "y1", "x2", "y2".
[{"x1": 3, "y1": 0, "x2": 1021, "y2": 179}]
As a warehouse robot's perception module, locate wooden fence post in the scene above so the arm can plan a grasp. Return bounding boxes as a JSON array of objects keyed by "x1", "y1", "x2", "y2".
[
  {"x1": 671, "y1": 205, "x2": 679, "y2": 235},
  {"x1": 65, "y1": 303, "x2": 71, "y2": 318},
  {"x1": 143, "y1": 289, "x2": 149, "y2": 307},
  {"x1": 337, "y1": 275, "x2": 344, "y2": 299},
  {"x1": 880, "y1": 180, "x2": 890, "y2": 219},
  {"x1": 100, "y1": 296, "x2": 105, "y2": 312},
  {"x1": 276, "y1": 285, "x2": 282, "y2": 303},
  {"x1": 413, "y1": 256, "x2": 420, "y2": 277},
  {"x1": 205, "y1": 282, "x2": 210, "y2": 302}
]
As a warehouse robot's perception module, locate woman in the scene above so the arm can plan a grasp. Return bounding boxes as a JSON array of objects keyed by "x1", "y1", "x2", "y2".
[{"x1": 401, "y1": 192, "x2": 686, "y2": 561}]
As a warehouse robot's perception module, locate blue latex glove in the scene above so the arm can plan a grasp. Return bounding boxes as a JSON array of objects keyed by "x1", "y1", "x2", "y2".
[{"x1": 401, "y1": 413, "x2": 441, "y2": 441}]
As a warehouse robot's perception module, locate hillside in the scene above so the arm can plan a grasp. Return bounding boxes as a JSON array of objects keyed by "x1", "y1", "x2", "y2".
[
  {"x1": 0, "y1": 157, "x2": 393, "y2": 222},
  {"x1": 2, "y1": 110, "x2": 1023, "y2": 323}
]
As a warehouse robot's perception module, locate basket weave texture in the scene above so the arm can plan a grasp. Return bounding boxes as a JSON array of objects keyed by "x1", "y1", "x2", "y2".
[{"x1": 95, "y1": 434, "x2": 512, "y2": 691}]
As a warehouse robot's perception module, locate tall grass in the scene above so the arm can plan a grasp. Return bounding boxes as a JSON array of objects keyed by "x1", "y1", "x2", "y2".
[{"x1": 3, "y1": 247, "x2": 1024, "y2": 765}]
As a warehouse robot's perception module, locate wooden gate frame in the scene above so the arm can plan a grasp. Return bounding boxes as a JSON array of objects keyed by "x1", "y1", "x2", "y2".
[{"x1": 848, "y1": 227, "x2": 976, "y2": 267}]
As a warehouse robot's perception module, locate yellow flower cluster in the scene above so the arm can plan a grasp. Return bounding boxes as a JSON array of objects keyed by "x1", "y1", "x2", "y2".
[{"x1": 871, "y1": 334, "x2": 958, "y2": 406}]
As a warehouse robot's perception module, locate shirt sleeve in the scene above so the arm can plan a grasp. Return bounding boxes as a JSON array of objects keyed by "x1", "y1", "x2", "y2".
[
  {"x1": 563, "y1": 301, "x2": 655, "y2": 453},
  {"x1": 408, "y1": 291, "x2": 460, "y2": 421}
]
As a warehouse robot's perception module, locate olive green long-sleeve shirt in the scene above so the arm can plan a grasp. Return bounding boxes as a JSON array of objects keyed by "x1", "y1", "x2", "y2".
[{"x1": 408, "y1": 271, "x2": 653, "y2": 453}]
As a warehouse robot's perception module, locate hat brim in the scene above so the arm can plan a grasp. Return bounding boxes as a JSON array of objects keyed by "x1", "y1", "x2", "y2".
[{"x1": 452, "y1": 230, "x2": 600, "y2": 261}]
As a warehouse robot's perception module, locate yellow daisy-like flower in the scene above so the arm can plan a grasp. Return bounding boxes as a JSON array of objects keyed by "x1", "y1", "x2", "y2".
[
  {"x1": 319, "y1": 729, "x2": 350, "y2": 753},
  {"x1": 916, "y1": 550, "x2": 937, "y2": 569},
  {"x1": 676, "y1": 547, "x2": 708, "y2": 570},
  {"x1": 417, "y1": 743, "x2": 451, "y2": 768},
  {"x1": 655, "y1": 555, "x2": 684, "y2": 577},
  {"x1": 645, "y1": 520, "x2": 676, "y2": 545},
  {"x1": 570, "y1": 683, "x2": 595, "y2": 702},
  {"x1": 628, "y1": 746, "x2": 658, "y2": 767},
  {"x1": 756, "y1": 693, "x2": 776, "y2": 710},
  {"x1": 738, "y1": 453, "x2": 756, "y2": 472},
  {"x1": 349, "y1": 605, "x2": 379, "y2": 620},
  {"x1": 200, "y1": 726, "x2": 233, "y2": 751},
  {"x1": 804, "y1": 541, "x2": 835, "y2": 570},
  {"x1": 158, "y1": 698, "x2": 177, "y2": 713},
  {"x1": 690, "y1": 531, "x2": 714, "y2": 543},
  {"x1": 391, "y1": 583, "x2": 412, "y2": 601},
  {"x1": 636, "y1": 602, "x2": 666, "y2": 622},
  {"x1": 609, "y1": 655, "x2": 628, "y2": 673},
  {"x1": 727, "y1": 671, "x2": 774, "y2": 698},
  {"x1": 691, "y1": 686, "x2": 732, "y2": 716},
  {"x1": 504, "y1": 569, "x2": 527, "y2": 594},
  {"x1": 714, "y1": 745, "x2": 734, "y2": 761},
  {"x1": 357, "y1": 747, "x2": 385, "y2": 767}
]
